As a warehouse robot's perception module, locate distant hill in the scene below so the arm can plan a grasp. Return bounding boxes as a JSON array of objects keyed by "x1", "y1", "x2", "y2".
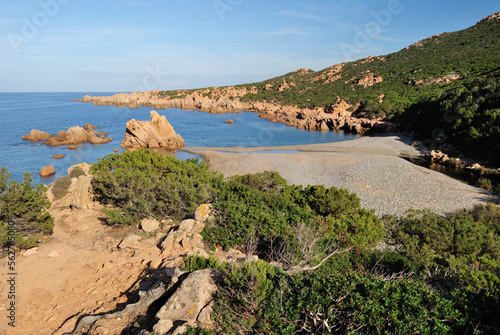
[{"x1": 161, "y1": 13, "x2": 500, "y2": 164}]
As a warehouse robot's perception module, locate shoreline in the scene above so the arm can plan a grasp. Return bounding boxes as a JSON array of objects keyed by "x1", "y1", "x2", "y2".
[
  {"x1": 183, "y1": 134, "x2": 497, "y2": 217},
  {"x1": 77, "y1": 90, "x2": 398, "y2": 136}
]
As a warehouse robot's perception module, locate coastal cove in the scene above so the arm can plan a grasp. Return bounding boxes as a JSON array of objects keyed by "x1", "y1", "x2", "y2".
[
  {"x1": 186, "y1": 136, "x2": 497, "y2": 216},
  {"x1": 0, "y1": 92, "x2": 359, "y2": 184}
]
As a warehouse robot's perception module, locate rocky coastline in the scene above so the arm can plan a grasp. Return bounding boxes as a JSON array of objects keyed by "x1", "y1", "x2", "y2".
[{"x1": 78, "y1": 88, "x2": 398, "y2": 136}]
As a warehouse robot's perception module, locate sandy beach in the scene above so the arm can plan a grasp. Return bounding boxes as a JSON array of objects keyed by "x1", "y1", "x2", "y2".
[{"x1": 186, "y1": 134, "x2": 497, "y2": 217}]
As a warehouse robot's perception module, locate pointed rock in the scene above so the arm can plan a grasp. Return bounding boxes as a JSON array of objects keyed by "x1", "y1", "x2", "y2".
[{"x1": 121, "y1": 111, "x2": 185, "y2": 149}]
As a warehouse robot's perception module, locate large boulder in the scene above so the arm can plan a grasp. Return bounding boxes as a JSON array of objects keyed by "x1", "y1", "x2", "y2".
[
  {"x1": 39, "y1": 165, "x2": 55, "y2": 177},
  {"x1": 121, "y1": 110, "x2": 185, "y2": 149},
  {"x1": 140, "y1": 218, "x2": 160, "y2": 233},
  {"x1": 71, "y1": 175, "x2": 93, "y2": 209},
  {"x1": 154, "y1": 268, "x2": 220, "y2": 332},
  {"x1": 22, "y1": 129, "x2": 52, "y2": 141},
  {"x1": 45, "y1": 126, "x2": 113, "y2": 146}
]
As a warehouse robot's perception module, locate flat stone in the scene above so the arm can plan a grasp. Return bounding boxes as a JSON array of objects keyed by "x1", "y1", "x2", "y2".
[
  {"x1": 118, "y1": 234, "x2": 141, "y2": 249},
  {"x1": 140, "y1": 218, "x2": 160, "y2": 233},
  {"x1": 48, "y1": 249, "x2": 62, "y2": 258},
  {"x1": 23, "y1": 247, "x2": 39, "y2": 257}
]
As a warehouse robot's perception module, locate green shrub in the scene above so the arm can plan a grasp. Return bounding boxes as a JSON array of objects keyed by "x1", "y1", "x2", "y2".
[
  {"x1": 51, "y1": 176, "x2": 72, "y2": 201},
  {"x1": 387, "y1": 206, "x2": 500, "y2": 333},
  {"x1": 184, "y1": 255, "x2": 464, "y2": 335},
  {"x1": 203, "y1": 178, "x2": 383, "y2": 257},
  {"x1": 0, "y1": 169, "x2": 54, "y2": 249},
  {"x1": 90, "y1": 149, "x2": 224, "y2": 225},
  {"x1": 229, "y1": 171, "x2": 287, "y2": 193},
  {"x1": 69, "y1": 166, "x2": 85, "y2": 178}
]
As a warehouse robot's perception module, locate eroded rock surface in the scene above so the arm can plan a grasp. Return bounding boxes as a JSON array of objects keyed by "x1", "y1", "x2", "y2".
[{"x1": 121, "y1": 110, "x2": 185, "y2": 149}]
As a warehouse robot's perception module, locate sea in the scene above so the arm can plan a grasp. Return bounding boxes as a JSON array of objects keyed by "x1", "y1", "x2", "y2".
[{"x1": 0, "y1": 92, "x2": 359, "y2": 185}]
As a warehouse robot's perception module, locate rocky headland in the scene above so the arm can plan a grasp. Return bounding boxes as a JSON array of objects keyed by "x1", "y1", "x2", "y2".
[{"x1": 78, "y1": 89, "x2": 397, "y2": 136}]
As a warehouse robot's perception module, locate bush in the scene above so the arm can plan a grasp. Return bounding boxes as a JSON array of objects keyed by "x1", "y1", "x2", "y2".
[
  {"x1": 387, "y1": 206, "x2": 500, "y2": 333},
  {"x1": 204, "y1": 181, "x2": 383, "y2": 254},
  {"x1": 229, "y1": 171, "x2": 287, "y2": 193},
  {"x1": 69, "y1": 166, "x2": 86, "y2": 178},
  {"x1": 0, "y1": 168, "x2": 54, "y2": 249},
  {"x1": 90, "y1": 149, "x2": 224, "y2": 225},
  {"x1": 51, "y1": 176, "x2": 72, "y2": 201},
  {"x1": 183, "y1": 255, "x2": 464, "y2": 335}
]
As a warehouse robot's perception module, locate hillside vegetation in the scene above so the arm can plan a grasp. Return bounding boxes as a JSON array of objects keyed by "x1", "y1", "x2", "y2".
[
  {"x1": 161, "y1": 14, "x2": 500, "y2": 165},
  {"x1": 88, "y1": 150, "x2": 500, "y2": 334}
]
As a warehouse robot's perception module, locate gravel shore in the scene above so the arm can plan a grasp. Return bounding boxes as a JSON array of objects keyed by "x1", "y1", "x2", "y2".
[{"x1": 187, "y1": 134, "x2": 497, "y2": 217}]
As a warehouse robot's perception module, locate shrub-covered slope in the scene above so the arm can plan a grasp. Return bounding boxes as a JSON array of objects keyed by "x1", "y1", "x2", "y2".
[{"x1": 161, "y1": 13, "x2": 500, "y2": 164}]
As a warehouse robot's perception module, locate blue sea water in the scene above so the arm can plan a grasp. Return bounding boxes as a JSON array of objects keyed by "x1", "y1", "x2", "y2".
[{"x1": 0, "y1": 92, "x2": 359, "y2": 185}]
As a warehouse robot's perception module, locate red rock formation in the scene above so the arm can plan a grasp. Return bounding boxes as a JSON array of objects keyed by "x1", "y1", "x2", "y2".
[
  {"x1": 223, "y1": 119, "x2": 234, "y2": 124},
  {"x1": 83, "y1": 123, "x2": 98, "y2": 131},
  {"x1": 53, "y1": 154, "x2": 65, "y2": 159},
  {"x1": 121, "y1": 110, "x2": 185, "y2": 149},
  {"x1": 39, "y1": 165, "x2": 55, "y2": 177},
  {"x1": 45, "y1": 126, "x2": 113, "y2": 146},
  {"x1": 358, "y1": 73, "x2": 383, "y2": 88},
  {"x1": 22, "y1": 129, "x2": 52, "y2": 141},
  {"x1": 79, "y1": 90, "x2": 398, "y2": 136}
]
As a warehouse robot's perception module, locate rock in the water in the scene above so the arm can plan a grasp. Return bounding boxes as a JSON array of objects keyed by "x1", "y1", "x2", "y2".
[
  {"x1": 39, "y1": 165, "x2": 55, "y2": 177},
  {"x1": 155, "y1": 269, "x2": 220, "y2": 329},
  {"x1": 53, "y1": 154, "x2": 65, "y2": 159},
  {"x1": 22, "y1": 129, "x2": 52, "y2": 141},
  {"x1": 121, "y1": 110, "x2": 185, "y2": 149},
  {"x1": 140, "y1": 218, "x2": 160, "y2": 233},
  {"x1": 67, "y1": 145, "x2": 78, "y2": 150},
  {"x1": 45, "y1": 126, "x2": 112, "y2": 146},
  {"x1": 71, "y1": 175, "x2": 93, "y2": 209},
  {"x1": 83, "y1": 123, "x2": 98, "y2": 131},
  {"x1": 118, "y1": 234, "x2": 142, "y2": 249},
  {"x1": 114, "y1": 148, "x2": 119, "y2": 152},
  {"x1": 223, "y1": 119, "x2": 234, "y2": 124}
]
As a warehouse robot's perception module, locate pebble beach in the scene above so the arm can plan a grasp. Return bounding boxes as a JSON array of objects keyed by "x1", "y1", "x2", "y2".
[{"x1": 187, "y1": 134, "x2": 497, "y2": 217}]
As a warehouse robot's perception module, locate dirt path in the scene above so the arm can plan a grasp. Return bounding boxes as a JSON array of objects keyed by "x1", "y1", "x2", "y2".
[{"x1": 1, "y1": 202, "x2": 169, "y2": 335}]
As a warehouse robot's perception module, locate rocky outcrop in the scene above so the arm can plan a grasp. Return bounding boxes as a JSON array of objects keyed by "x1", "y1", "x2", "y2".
[
  {"x1": 154, "y1": 268, "x2": 220, "y2": 333},
  {"x1": 358, "y1": 72, "x2": 383, "y2": 87},
  {"x1": 39, "y1": 165, "x2": 55, "y2": 177},
  {"x1": 22, "y1": 129, "x2": 52, "y2": 141},
  {"x1": 71, "y1": 175, "x2": 93, "y2": 209},
  {"x1": 45, "y1": 126, "x2": 112, "y2": 146},
  {"x1": 478, "y1": 12, "x2": 500, "y2": 24},
  {"x1": 140, "y1": 218, "x2": 160, "y2": 233},
  {"x1": 121, "y1": 110, "x2": 185, "y2": 149},
  {"x1": 79, "y1": 89, "x2": 398, "y2": 135}
]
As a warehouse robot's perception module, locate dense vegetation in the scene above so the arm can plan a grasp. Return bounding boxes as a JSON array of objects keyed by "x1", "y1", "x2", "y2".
[
  {"x1": 90, "y1": 150, "x2": 225, "y2": 225},
  {"x1": 184, "y1": 203, "x2": 500, "y2": 334},
  {"x1": 0, "y1": 167, "x2": 54, "y2": 249},
  {"x1": 89, "y1": 150, "x2": 500, "y2": 334},
  {"x1": 159, "y1": 16, "x2": 500, "y2": 166},
  {"x1": 91, "y1": 150, "x2": 383, "y2": 269}
]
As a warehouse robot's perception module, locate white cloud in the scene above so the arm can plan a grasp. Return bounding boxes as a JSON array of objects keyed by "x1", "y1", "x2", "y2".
[{"x1": 275, "y1": 10, "x2": 324, "y2": 22}]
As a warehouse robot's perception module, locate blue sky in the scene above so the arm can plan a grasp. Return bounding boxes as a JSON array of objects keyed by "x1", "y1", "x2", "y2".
[{"x1": 0, "y1": 0, "x2": 498, "y2": 92}]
